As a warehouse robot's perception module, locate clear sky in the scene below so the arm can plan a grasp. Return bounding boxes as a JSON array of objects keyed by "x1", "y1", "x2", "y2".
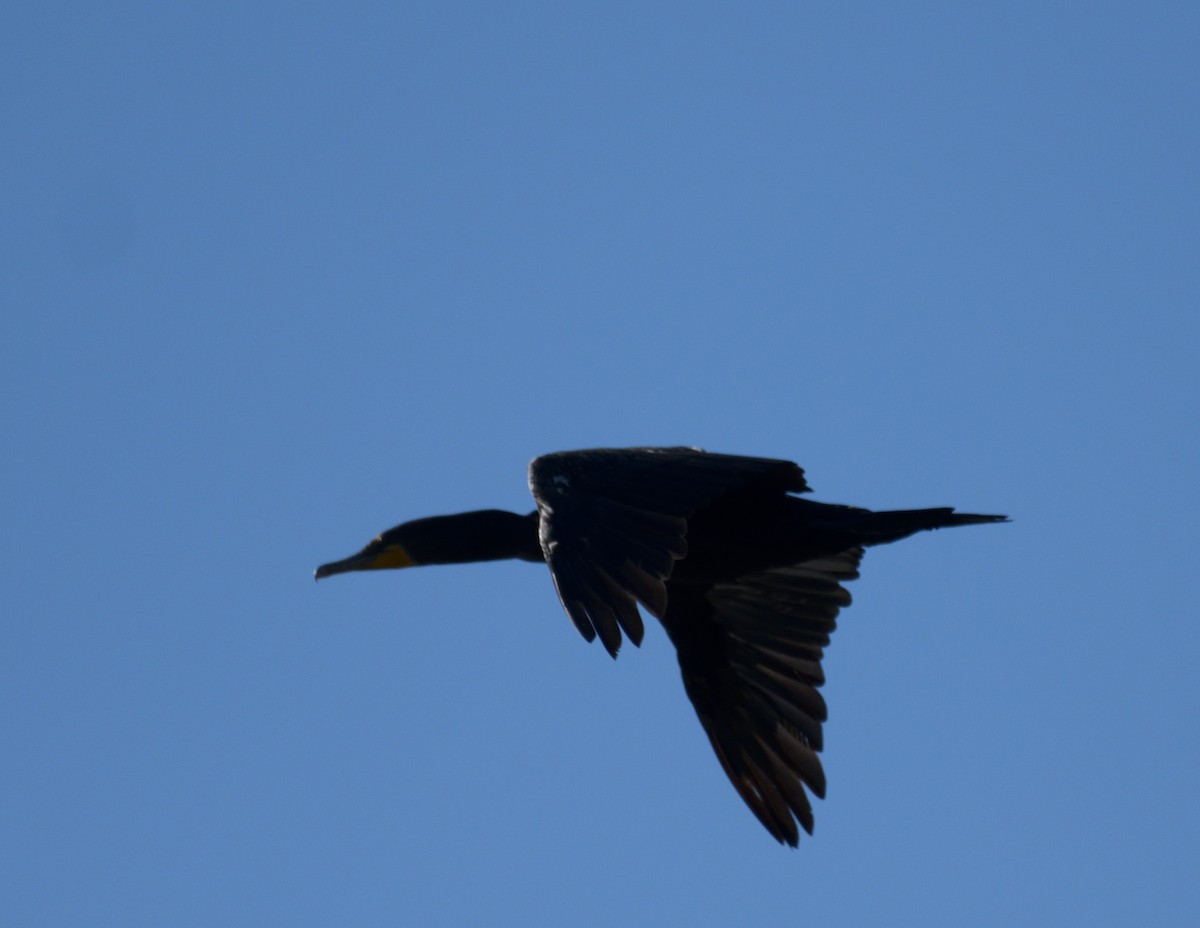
[{"x1": 3, "y1": 2, "x2": 1197, "y2": 925}]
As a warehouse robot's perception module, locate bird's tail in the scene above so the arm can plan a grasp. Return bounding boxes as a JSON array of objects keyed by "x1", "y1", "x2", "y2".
[{"x1": 849, "y1": 507, "x2": 1008, "y2": 547}]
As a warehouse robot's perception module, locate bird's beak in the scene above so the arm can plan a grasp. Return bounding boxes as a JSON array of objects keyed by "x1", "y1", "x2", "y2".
[
  {"x1": 314, "y1": 539, "x2": 415, "y2": 580},
  {"x1": 314, "y1": 552, "x2": 373, "y2": 580}
]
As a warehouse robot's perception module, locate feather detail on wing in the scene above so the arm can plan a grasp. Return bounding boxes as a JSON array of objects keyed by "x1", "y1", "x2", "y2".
[{"x1": 665, "y1": 548, "x2": 863, "y2": 845}]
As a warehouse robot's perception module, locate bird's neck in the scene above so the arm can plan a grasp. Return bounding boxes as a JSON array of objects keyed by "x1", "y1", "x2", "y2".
[
  {"x1": 493, "y1": 509, "x2": 544, "y2": 563},
  {"x1": 420, "y1": 509, "x2": 544, "y2": 564}
]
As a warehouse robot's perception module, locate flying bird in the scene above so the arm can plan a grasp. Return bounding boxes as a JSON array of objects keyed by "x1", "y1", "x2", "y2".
[{"x1": 315, "y1": 447, "x2": 1006, "y2": 846}]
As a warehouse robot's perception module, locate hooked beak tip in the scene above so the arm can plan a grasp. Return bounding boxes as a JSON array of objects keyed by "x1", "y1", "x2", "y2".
[{"x1": 313, "y1": 560, "x2": 348, "y2": 581}]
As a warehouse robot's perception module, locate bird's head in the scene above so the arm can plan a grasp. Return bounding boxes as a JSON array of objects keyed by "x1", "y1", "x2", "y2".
[{"x1": 314, "y1": 523, "x2": 418, "y2": 579}]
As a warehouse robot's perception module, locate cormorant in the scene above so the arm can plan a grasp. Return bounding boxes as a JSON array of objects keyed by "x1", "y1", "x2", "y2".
[{"x1": 315, "y1": 447, "x2": 1006, "y2": 846}]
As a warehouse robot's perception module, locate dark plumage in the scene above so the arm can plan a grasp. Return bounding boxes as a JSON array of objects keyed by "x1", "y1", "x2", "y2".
[{"x1": 315, "y1": 447, "x2": 1006, "y2": 845}]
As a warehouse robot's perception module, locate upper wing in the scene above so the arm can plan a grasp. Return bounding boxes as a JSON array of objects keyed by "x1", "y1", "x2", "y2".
[
  {"x1": 528, "y1": 447, "x2": 809, "y2": 656},
  {"x1": 663, "y1": 548, "x2": 863, "y2": 846}
]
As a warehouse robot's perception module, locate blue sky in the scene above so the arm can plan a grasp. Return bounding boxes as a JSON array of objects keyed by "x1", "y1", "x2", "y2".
[{"x1": 3, "y1": 2, "x2": 1197, "y2": 925}]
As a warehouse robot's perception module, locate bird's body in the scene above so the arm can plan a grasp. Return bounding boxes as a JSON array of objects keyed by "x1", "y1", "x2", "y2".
[{"x1": 315, "y1": 447, "x2": 1006, "y2": 845}]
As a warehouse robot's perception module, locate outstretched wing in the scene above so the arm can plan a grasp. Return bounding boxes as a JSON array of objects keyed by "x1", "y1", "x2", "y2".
[
  {"x1": 528, "y1": 447, "x2": 809, "y2": 656},
  {"x1": 663, "y1": 548, "x2": 863, "y2": 846}
]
